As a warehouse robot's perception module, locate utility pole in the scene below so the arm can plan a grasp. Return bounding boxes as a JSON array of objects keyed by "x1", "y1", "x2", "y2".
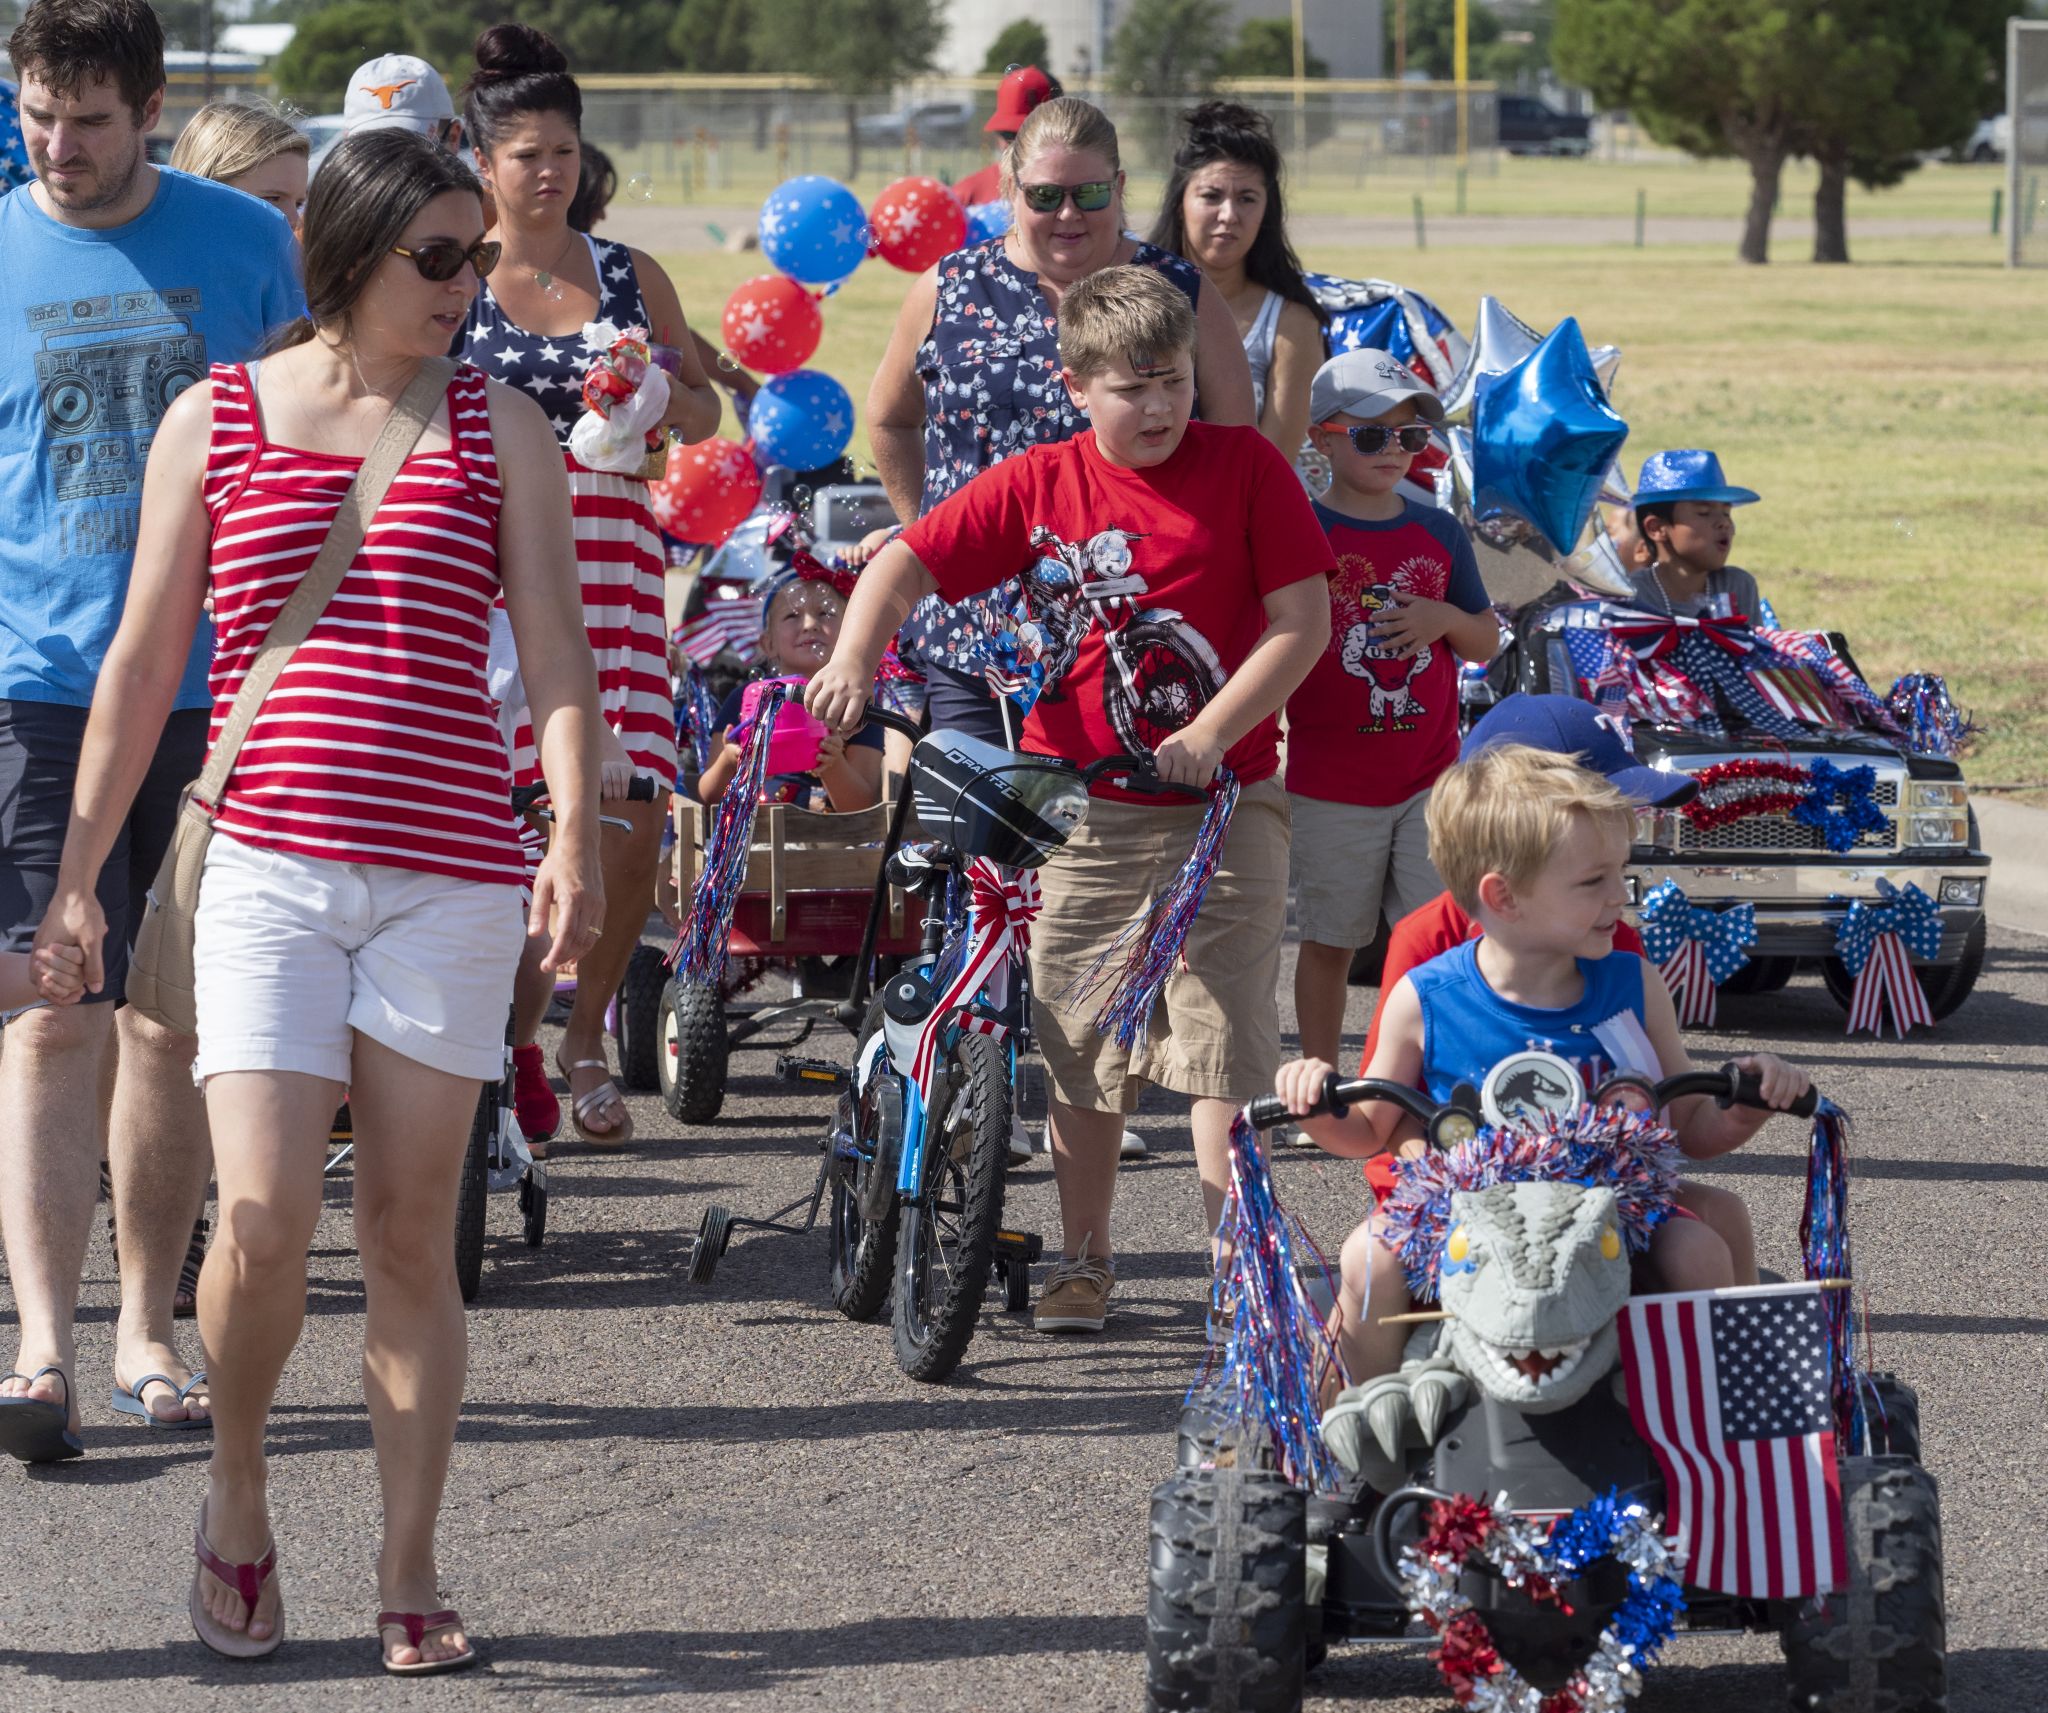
[
  {"x1": 1290, "y1": 0, "x2": 1306, "y2": 156},
  {"x1": 1454, "y1": 0, "x2": 1469, "y2": 168},
  {"x1": 1395, "y1": 0, "x2": 1407, "y2": 79}
]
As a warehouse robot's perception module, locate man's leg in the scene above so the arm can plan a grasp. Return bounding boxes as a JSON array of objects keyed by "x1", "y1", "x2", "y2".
[
  {"x1": 1046, "y1": 1099, "x2": 1124, "y2": 1261},
  {"x1": 0, "y1": 1002, "x2": 115, "y2": 1427},
  {"x1": 108, "y1": 1007, "x2": 213, "y2": 1422}
]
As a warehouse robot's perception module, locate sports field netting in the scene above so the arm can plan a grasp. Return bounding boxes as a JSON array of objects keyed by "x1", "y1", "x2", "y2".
[{"x1": 2012, "y1": 20, "x2": 2048, "y2": 267}]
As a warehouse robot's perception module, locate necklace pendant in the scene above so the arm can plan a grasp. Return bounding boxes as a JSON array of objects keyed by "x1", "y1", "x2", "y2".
[{"x1": 533, "y1": 269, "x2": 553, "y2": 289}]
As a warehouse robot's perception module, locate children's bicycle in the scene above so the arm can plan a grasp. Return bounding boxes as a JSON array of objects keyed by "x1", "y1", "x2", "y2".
[{"x1": 683, "y1": 711, "x2": 1196, "y2": 1381}]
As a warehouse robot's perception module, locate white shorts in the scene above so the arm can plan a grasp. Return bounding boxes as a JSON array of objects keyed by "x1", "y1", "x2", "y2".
[{"x1": 193, "y1": 832, "x2": 526, "y2": 1086}]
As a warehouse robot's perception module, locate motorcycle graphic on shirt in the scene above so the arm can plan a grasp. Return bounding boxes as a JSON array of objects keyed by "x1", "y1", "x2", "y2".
[
  {"x1": 1012, "y1": 525, "x2": 1224, "y2": 759},
  {"x1": 1331, "y1": 549, "x2": 1448, "y2": 734}
]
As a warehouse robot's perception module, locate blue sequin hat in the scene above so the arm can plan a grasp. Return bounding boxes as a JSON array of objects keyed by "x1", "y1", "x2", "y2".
[{"x1": 1631, "y1": 449, "x2": 1760, "y2": 507}]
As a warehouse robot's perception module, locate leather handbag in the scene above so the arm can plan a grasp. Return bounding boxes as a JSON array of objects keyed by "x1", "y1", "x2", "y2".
[{"x1": 127, "y1": 357, "x2": 456, "y2": 1035}]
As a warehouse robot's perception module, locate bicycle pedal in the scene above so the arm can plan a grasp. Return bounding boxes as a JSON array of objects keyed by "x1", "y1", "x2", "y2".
[
  {"x1": 775, "y1": 1054, "x2": 847, "y2": 1088},
  {"x1": 992, "y1": 1228, "x2": 1044, "y2": 1264}
]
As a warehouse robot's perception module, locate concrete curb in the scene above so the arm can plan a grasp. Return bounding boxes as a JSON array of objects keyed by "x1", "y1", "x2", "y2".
[{"x1": 1976, "y1": 797, "x2": 2048, "y2": 940}]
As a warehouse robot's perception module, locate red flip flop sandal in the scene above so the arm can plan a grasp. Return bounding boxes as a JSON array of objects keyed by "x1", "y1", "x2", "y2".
[
  {"x1": 189, "y1": 1500, "x2": 284, "y2": 1660},
  {"x1": 378, "y1": 1608, "x2": 481, "y2": 1676}
]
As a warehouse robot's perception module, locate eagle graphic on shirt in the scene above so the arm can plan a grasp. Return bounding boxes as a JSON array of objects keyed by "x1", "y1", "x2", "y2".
[{"x1": 1329, "y1": 548, "x2": 1448, "y2": 733}]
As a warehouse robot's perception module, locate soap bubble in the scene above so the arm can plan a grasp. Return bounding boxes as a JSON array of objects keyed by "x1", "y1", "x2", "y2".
[
  {"x1": 625, "y1": 173, "x2": 656, "y2": 204},
  {"x1": 1891, "y1": 518, "x2": 1915, "y2": 540},
  {"x1": 716, "y1": 350, "x2": 742, "y2": 374}
]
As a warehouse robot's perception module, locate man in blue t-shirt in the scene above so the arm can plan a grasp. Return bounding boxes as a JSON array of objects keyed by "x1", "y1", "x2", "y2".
[{"x1": 0, "y1": 0, "x2": 302, "y2": 1462}]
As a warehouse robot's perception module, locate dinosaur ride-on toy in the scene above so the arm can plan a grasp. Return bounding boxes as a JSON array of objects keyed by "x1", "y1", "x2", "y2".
[{"x1": 1145, "y1": 1066, "x2": 1940, "y2": 1713}]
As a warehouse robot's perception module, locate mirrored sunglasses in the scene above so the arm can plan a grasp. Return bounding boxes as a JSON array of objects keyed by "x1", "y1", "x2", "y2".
[{"x1": 1019, "y1": 179, "x2": 1114, "y2": 214}]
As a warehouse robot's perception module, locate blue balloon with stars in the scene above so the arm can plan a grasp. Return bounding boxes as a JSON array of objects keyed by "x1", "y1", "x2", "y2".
[
  {"x1": 1471, "y1": 315, "x2": 1628, "y2": 556},
  {"x1": 758, "y1": 176, "x2": 869, "y2": 285},
  {"x1": 1, "y1": 80, "x2": 32, "y2": 196},
  {"x1": 963, "y1": 199, "x2": 1011, "y2": 244},
  {"x1": 749, "y1": 368, "x2": 854, "y2": 471}
]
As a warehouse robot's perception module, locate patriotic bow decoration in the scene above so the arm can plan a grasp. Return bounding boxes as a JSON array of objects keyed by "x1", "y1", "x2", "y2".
[
  {"x1": 904, "y1": 857, "x2": 1040, "y2": 1094},
  {"x1": 1834, "y1": 880, "x2": 1941, "y2": 1038},
  {"x1": 1605, "y1": 610, "x2": 1805, "y2": 740},
  {"x1": 1638, "y1": 881, "x2": 1757, "y2": 1027}
]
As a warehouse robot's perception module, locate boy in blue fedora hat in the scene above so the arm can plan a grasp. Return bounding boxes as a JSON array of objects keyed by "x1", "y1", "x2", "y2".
[{"x1": 1626, "y1": 449, "x2": 1765, "y2": 622}]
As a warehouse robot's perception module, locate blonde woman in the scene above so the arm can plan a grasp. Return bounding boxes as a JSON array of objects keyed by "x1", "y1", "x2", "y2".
[{"x1": 170, "y1": 101, "x2": 308, "y2": 234}]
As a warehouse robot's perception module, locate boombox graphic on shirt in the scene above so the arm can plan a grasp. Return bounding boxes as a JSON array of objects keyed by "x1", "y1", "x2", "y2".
[{"x1": 29, "y1": 289, "x2": 207, "y2": 505}]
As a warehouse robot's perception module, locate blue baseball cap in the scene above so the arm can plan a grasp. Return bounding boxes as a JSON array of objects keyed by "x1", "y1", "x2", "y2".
[
  {"x1": 1631, "y1": 449, "x2": 1759, "y2": 508},
  {"x1": 1461, "y1": 694, "x2": 1698, "y2": 806}
]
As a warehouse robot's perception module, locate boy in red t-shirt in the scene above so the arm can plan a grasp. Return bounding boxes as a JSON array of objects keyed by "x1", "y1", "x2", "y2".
[
  {"x1": 1285, "y1": 350, "x2": 1501, "y2": 1072},
  {"x1": 807, "y1": 266, "x2": 1333, "y2": 1335}
]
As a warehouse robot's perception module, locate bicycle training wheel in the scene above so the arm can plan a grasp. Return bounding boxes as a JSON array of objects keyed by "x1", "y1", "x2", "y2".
[{"x1": 891, "y1": 1029, "x2": 1011, "y2": 1382}]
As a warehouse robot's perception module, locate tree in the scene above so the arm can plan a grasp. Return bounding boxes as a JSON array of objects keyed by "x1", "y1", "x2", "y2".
[
  {"x1": 1111, "y1": 0, "x2": 1228, "y2": 161},
  {"x1": 1217, "y1": 18, "x2": 1329, "y2": 79},
  {"x1": 273, "y1": 0, "x2": 411, "y2": 104},
  {"x1": 981, "y1": 19, "x2": 1049, "y2": 75},
  {"x1": 1557, "y1": 0, "x2": 2003, "y2": 264},
  {"x1": 1385, "y1": 0, "x2": 1502, "y2": 82},
  {"x1": 750, "y1": 0, "x2": 944, "y2": 176}
]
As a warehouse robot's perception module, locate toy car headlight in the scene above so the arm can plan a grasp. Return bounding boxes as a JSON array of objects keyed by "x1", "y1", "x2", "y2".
[
  {"x1": 1908, "y1": 813, "x2": 1967, "y2": 848},
  {"x1": 1429, "y1": 1109, "x2": 1478, "y2": 1150},
  {"x1": 1909, "y1": 781, "x2": 1967, "y2": 809},
  {"x1": 1038, "y1": 779, "x2": 1090, "y2": 838},
  {"x1": 1938, "y1": 876, "x2": 1983, "y2": 906}
]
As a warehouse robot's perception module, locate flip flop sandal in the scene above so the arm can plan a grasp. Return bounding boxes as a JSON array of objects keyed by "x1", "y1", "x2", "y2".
[
  {"x1": 556, "y1": 1055, "x2": 633, "y2": 1150},
  {"x1": 189, "y1": 1499, "x2": 284, "y2": 1660},
  {"x1": 378, "y1": 1608, "x2": 480, "y2": 1676},
  {"x1": 112, "y1": 1370, "x2": 211, "y2": 1431},
  {"x1": 0, "y1": 1365, "x2": 83, "y2": 1464}
]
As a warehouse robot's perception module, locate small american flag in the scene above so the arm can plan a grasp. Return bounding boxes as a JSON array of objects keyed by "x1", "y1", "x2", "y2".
[
  {"x1": 1562, "y1": 625, "x2": 1635, "y2": 726},
  {"x1": 1749, "y1": 661, "x2": 1849, "y2": 730},
  {"x1": 674, "y1": 597, "x2": 761, "y2": 666},
  {"x1": 1618, "y1": 1284, "x2": 1846, "y2": 1599}
]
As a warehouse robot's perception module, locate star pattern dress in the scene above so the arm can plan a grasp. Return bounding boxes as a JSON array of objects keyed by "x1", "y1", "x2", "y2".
[
  {"x1": 896, "y1": 236, "x2": 1202, "y2": 677},
  {"x1": 0, "y1": 82, "x2": 31, "y2": 194},
  {"x1": 457, "y1": 233, "x2": 677, "y2": 789}
]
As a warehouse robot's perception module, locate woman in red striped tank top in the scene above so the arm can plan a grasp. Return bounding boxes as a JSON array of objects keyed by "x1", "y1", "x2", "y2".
[{"x1": 35, "y1": 130, "x2": 605, "y2": 1674}]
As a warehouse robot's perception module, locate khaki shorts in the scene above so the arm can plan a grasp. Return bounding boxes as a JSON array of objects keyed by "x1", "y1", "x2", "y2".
[
  {"x1": 1288, "y1": 787, "x2": 1441, "y2": 948},
  {"x1": 1030, "y1": 776, "x2": 1289, "y2": 1114}
]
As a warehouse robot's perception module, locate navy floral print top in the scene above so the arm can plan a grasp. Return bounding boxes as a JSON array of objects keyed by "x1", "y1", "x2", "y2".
[{"x1": 897, "y1": 236, "x2": 1203, "y2": 674}]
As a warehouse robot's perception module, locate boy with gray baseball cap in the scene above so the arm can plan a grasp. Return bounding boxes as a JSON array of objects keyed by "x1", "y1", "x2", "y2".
[
  {"x1": 1285, "y1": 347, "x2": 1501, "y2": 1075},
  {"x1": 341, "y1": 54, "x2": 460, "y2": 147}
]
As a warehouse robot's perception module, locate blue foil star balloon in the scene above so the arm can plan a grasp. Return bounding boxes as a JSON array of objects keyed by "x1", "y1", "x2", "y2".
[
  {"x1": 757, "y1": 176, "x2": 869, "y2": 285},
  {"x1": 1471, "y1": 315, "x2": 1629, "y2": 557}
]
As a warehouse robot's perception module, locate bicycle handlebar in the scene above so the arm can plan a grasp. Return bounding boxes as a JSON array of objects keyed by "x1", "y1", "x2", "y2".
[
  {"x1": 1246, "y1": 1061, "x2": 1818, "y2": 1132},
  {"x1": 511, "y1": 774, "x2": 661, "y2": 816},
  {"x1": 846, "y1": 703, "x2": 1208, "y2": 799}
]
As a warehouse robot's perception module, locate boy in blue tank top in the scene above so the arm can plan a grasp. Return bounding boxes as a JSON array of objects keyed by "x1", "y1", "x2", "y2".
[{"x1": 1276, "y1": 742, "x2": 1811, "y2": 1386}]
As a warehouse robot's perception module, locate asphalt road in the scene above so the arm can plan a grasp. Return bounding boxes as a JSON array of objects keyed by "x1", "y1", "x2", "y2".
[{"x1": 3, "y1": 929, "x2": 2045, "y2": 1710}]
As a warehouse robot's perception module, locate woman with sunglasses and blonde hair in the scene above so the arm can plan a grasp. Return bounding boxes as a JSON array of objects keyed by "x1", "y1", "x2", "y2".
[
  {"x1": 168, "y1": 100, "x2": 309, "y2": 235},
  {"x1": 33, "y1": 126, "x2": 604, "y2": 1673},
  {"x1": 862, "y1": 95, "x2": 1257, "y2": 751}
]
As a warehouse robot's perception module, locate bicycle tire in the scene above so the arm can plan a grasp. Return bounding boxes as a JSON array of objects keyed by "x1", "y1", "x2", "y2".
[
  {"x1": 890, "y1": 1029, "x2": 1011, "y2": 1382},
  {"x1": 454, "y1": 1083, "x2": 491, "y2": 1304},
  {"x1": 829, "y1": 1001, "x2": 898, "y2": 1321}
]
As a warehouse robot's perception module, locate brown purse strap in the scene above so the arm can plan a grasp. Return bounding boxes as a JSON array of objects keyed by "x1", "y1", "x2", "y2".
[{"x1": 194, "y1": 356, "x2": 457, "y2": 808}]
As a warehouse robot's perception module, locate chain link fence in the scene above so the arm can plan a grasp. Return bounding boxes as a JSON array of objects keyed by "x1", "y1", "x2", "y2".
[{"x1": 2011, "y1": 20, "x2": 2048, "y2": 267}]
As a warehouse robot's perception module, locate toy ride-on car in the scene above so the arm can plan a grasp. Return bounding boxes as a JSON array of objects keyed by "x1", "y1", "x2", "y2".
[
  {"x1": 1145, "y1": 1067, "x2": 1940, "y2": 1713},
  {"x1": 622, "y1": 769, "x2": 924, "y2": 1124}
]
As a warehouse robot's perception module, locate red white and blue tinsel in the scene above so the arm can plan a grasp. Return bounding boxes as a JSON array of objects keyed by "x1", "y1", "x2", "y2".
[
  {"x1": 1192, "y1": 1109, "x2": 1347, "y2": 1491},
  {"x1": 670, "y1": 681, "x2": 787, "y2": 989},
  {"x1": 1380, "y1": 1107, "x2": 1683, "y2": 1300},
  {"x1": 1800, "y1": 1098, "x2": 1871, "y2": 1451},
  {"x1": 1060, "y1": 769, "x2": 1241, "y2": 1050},
  {"x1": 1885, "y1": 672, "x2": 1978, "y2": 760},
  {"x1": 1793, "y1": 757, "x2": 1890, "y2": 854},
  {"x1": 1833, "y1": 878, "x2": 1940, "y2": 1039},
  {"x1": 675, "y1": 664, "x2": 723, "y2": 773},
  {"x1": 1636, "y1": 880, "x2": 1756, "y2": 1028},
  {"x1": 1400, "y1": 1489, "x2": 1685, "y2": 1713}
]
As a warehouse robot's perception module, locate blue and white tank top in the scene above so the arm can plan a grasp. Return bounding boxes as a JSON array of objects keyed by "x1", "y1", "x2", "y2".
[
  {"x1": 456, "y1": 234, "x2": 651, "y2": 451},
  {"x1": 1242, "y1": 288, "x2": 1282, "y2": 420},
  {"x1": 1404, "y1": 942, "x2": 1660, "y2": 1106}
]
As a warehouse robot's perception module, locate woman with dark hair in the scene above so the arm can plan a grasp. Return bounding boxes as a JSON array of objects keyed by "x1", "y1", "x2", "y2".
[
  {"x1": 1150, "y1": 101, "x2": 1323, "y2": 463},
  {"x1": 32, "y1": 126, "x2": 604, "y2": 1670},
  {"x1": 457, "y1": 24, "x2": 720, "y2": 1149}
]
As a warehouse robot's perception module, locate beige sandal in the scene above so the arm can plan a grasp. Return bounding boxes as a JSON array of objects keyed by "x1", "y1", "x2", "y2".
[{"x1": 556, "y1": 1055, "x2": 633, "y2": 1149}]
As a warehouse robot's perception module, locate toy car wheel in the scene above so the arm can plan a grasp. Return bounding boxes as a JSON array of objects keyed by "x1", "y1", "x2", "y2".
[
  {"x1": 688, "y1": 1203, "x2": 733, "y2": 1285},
  {"x1": 659, "y1": 975, "x2": 729, "y2": 1124},
  {"x1": 1820, "y1": 914, "x2": 1985, "y2": 1023},
  {"x1": 1176, "y1": 1397, "x2": 1275, "y2": 1472},
  {"x1": 454, "y1": 1085, "x2": 491, "y2": 1304},
  {"x1": 1779, "y1": 1454, "x2": 1944, "y2": 1712},
  {"x1": 1145, "y1": 1464, "x2": 1307, "y2": 1712},
  {"x1": 1720, "y1": 954, "x2": 1796, "y2": 995},
  {"x1": 616, "y1": 942, "x2": 670, "y2": 1092},
  {"x1": 1865, "y1": 1371, "x2": 1922, "y2": 1462}
]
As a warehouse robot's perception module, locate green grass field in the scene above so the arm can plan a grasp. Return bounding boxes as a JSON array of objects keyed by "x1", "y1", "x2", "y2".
[{"x1": 654, "y1": 232, "x2": 2047, "y2": 794}]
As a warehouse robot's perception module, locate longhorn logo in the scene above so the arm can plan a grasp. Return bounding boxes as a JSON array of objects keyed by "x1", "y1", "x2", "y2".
[{"x1": 359, "y1": 79, "x2": 419, "y2": 109}]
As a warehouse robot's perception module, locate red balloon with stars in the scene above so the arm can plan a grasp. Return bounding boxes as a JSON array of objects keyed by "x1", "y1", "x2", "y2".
[
  {"x1": 868, "y1": 176, "x2": 967, "y2": 273},
  {"x1": 649, "y1": 437, "x2": 762, "y2": 546},
  {"x1": 719, "y1": 273, "x2": 822, "y2": 375}
]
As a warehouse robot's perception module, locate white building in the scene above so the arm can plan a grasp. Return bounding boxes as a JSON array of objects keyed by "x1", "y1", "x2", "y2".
[{"x1": 936, "y1": 0, "x2": 1385, "y2": 84}]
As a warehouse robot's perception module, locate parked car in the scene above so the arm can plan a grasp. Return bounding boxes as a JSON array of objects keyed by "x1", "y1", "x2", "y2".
[
  {"x1": 810, "y1": 481, "x2": 896, "y2": 558},
  {"x1": 1497, "y1": 94, "x2": 1593, "y2": 157},
  {"x1": 854, "y1": 100, "x2": 975, "y2": 150}
]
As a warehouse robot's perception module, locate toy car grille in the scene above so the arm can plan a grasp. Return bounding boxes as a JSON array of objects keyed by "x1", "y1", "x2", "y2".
[{"x1": 1678, "y1": 781, "x2": 1898, "y2": 854}]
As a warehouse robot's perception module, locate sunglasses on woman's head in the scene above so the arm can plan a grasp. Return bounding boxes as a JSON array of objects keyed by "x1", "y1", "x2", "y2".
[
  {"x1": 1322, "y1": 421, "x2": 1435, "y2": 455},
  {"x1": 1019, "y1": 179, "x2": 1114, "y2": 214},
  {"x1": 390, "y1": 238, "x2": 502, "y2": 282}
]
